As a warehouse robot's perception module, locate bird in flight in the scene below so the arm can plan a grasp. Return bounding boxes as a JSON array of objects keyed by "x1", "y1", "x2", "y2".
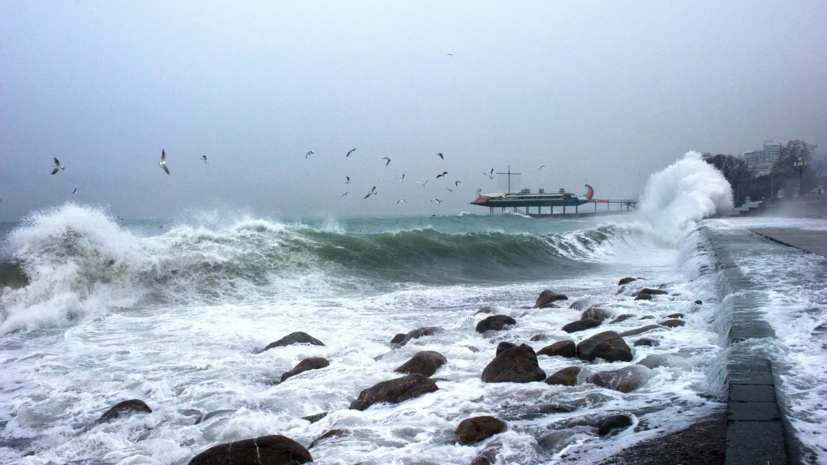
[
  {"x1": 397, "y1": 199, "x2": 407, "y2": 204},
  {"x1": 446, "y1": 188, "x2": 453, "y2": 192},
  {"x1": 71, "y1": 188, "x2": 77, "y2": 194},
  {"x1": 159, "y1": 150, "x2": 170, "y2": 175},
  {"x1": 341, "y1": 192, "x2": 349, "y2": 197},
  {"x1": 51, "y1": 158, "x2": 65, "y2": 175},
  {"x1": 347, "y1": 148, "x2": 356, "y2": 157},
  {"x1": 434, "y1": 197, "x2": 443, "y2": 204},
  {"x1": 382, "y1": 157, "x2": 391, "y2": 166},
  {"x1": 201, "y1": 155, "x2": 208, "y2": 164},
  {"x1": 346, "y1": 176, "x2": 351, "y2": 184},
  {"x1": 306, "y1": 151, "x2": 314, "y2": 159},
  {"x1": 539, "y1": 165, "x2": 546, "y2": 170},
  {"x1": 363, "y1": 186, "x2": 377, "y2": 199},
  {"x1": 455, "y1": 180, "x2": 462, "y2": 186},
  {"x1": 484, "y1": 168, "x2": 494, "y2": 179},
  {"x1": 447, "y1": 53, "x2": 454, "y2": 57},
  {"x1": 398, "y1": 174, "x2": 405, "y2": 182},
  {"x1": 436, "y1": 171, "x2": 448, "y2": 179},
  {"x1": 437, "y1": 153, "x2": 444, "y2": 160},
  {"x1": 418, "y1": 180, "x2": 428, "y2": 188}
]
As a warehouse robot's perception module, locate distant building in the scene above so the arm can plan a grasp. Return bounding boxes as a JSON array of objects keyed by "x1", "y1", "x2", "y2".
[{"x1": 743, "y1": 140, "x2": 782, "y2": 176}]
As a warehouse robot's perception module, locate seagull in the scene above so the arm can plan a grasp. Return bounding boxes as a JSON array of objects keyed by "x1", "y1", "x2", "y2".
[
  {"x1": 51, "y1": 158, "x2": 64, "y2": 175},
  {"x1": 437, "y1": 152, "x2": 444, "y2": 160},
  {"x1": 447, "y1": 53, "x2": 454, "y2": 57},
  {"x1": 446, "y1": 188, "x2": 453, "y2": 192},
  {"x1": 397, "y1": 199, "x2": 407, "y2": 204},
  {"x1": 347, "y1": 148, "x2": 356, "y2": 157},
  {"x1": 484, "y1": 168, "x2": 494, "y2": 179},
  {"x1": 346, "y1": 176, "x2": 351, "y2": 184},
  {"x1": 201, "y1": 155, "x2": 208, "y2": 164},
  {"x1": 434, "y1": 197, "x2": 443, "y2": 204},
  {"x1": 455, "y1": 180, "x2": 462, "y2": 186},
  {"x1": 363, "y1": 186, "x2": 377, "y2": 199},
  {"x1": 159, "y1": 224, "x2": 165, "y2": 229},
  {"x1": 306, "y1": 151, "x2": 314, "y2": 159},
  {"x1": 341, "y1": 192, "x2": 349, "y2": 197},
  {"x1": 71, "y1": 188, "x2": 77, "y2": 194},
  {"x1": 436, "y1": 171, "x2": 448, "y2": 179},
  {"x1": 399, "y1": 174, "x2": 405, "y2": 182},
  {"x1": 382, "y1": 157, "x2": 391, "y2": 166},
  {"x1": 418, "y1": 180, "x2": 428, "y2": 188},
  {"x1": 159, "y1": 150, "x2": 170, "y2": 175},
  {"x1": 539, "y1": 165, "x2": 546, "y2": 170}
]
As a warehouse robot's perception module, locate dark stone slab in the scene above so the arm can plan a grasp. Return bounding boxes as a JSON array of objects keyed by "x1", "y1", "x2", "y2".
[
  {"x1": 727, "y1": 401, "x2": 780, "y2": 421},
  {"x1": 728, "y1": 360, "x2": 774, "y2": 385},
  {"x1": 729, "y1": 384, "x2": 776, "y2": 403},
  {"x1": 750, "y1": 228, "x2": 827, "y2": 258},
  {"x1": 725, "y1": 421, "x2": 787, "y2": 465}
]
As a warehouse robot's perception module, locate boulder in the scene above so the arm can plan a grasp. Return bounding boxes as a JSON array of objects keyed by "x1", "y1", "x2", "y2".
[
  {"x1": 302, "y1": 412, "x2": 328, "y2": 423},
  {"x1": 576, "y1": 331, "x2": 633, "y2": 363},
  {"x1": 390, "y1": 333, "x2": 406, "y2": 345},
  {"x1": 350, "y1": 374, "x2": 438, "y2": 410},
  {"x1": 562, "y1": 319, "x2": 601, "y2": 333},
  {"x1": 308, "y1": 429, "x2": 347, "y2": 449},
  {"x1": 609, "y1": 314, "x2": 634, "y2": 324},
  {"x1": 471, "y1": 448, "x2": 499, "y2": 465},
  {"x1": 659, "y1": 319, "x2": 685, "y2": 328},
  {"x1": 633, "y1": 338, "x2": 658, "y2": 347},
  {"x1": 667, "y1": 313, "x2": 684, "y2": 319},
  {"x1": 638, "y1": 354, "x2": 669, "y2": 369},
  {"x1": 481, "y1": 344, "x2": 546, "y2": 383},
  {"x1": 619, "y1": 325, "x2": 663, "y2": 337},
  {"x1": 529, "y1": 333, "x2": 547, "y2": 341},
  {"x1": 535, "y1": 290, "x2": 568, "y2": 308},
  {"x1": 694, "y1": 300, "x2": 703, "y2": 305},
  {"x1": 496, "y1": 341, "x2": 517, "y2": 356},
  {"x1": 537, "y1": 340, "x2": 576, "y2": 358},
  {"x1": 636, "y1": 288, "x2": 668, "y2": 296},
  {"x1": 281, "y1": 357, "x2": 330, "y2": 382},
  {"x1": 618, "y1": 277, "x2": 637, "y2": 285},
  {"x1": 399, "y1": 327, "x2": 441, "y2": 346},
  {"x1": 476, "y1": 315, "x2": 516, "y2": 333},
  {"x1": 456, "y1": 416, "x2": 507, "y2": 445},
  {"x1": 394, "y1": 351, "x2": 447, "y2": 377},
  {"x1": 634, "y1": 293, "x2": 653, "y2": 301},
  {"x1": 545, "y1": 367, "x2": 581, "y2": 386},
  {"x1": 98, "y1": 399, "x2": 152, "y2": 423},
  {"x1": 189, "y1": 435, "x2": 312, "y2": 465},
  {"x1": 597, "y1": 415, "x2": 633, "y2": 437},
  {"x1": 263, "y1": 332, "x2": 324, "y2": 351},
  {"x1": 588, "y1": 365, "x2": 649, "y2": 393},
  {"x1": 639, "y1": 315, "x2": 655, "y2": 320},
  {"x1": 581, "y1": 307, "x2": 611, "y2": 322}
]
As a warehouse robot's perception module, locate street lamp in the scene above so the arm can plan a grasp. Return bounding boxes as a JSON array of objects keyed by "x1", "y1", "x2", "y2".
[{"x1": 793, "y1": 156, "x2": 808, "y2": 198}]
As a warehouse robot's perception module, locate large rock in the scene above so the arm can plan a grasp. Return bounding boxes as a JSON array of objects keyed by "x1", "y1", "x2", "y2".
[
  {"x1": 537, "y1": 340, "x2": 576, "y2": 358},
  {"x1": 659, "y1": 319, "x2": 685, "y2": 328},
  {"x1": 189, "y1": 435, "x2": 312, "y2": 465},
  {"x1": 281, "y1": 357, "x2": 330, "y2": 382},
  {"x1": 597, "y1": 415, "x2": 633, "y2": 437},
  {"x1": 638, "y1": 354, "x2": 669, "y2": 369},
  {"x1": 394, "y1": 351, "x2": 447, "y2": 377},
  {"x1": 399, "y1": 327, "x2": 441, "y2": 346},
  {"x1": 456, "y1": 416, "x2": 507, "y2": 445},
  {"x1": 637, "y1": 288, "x2": 667, "y2": 296},
  {"x1": 496, "y1": 341, "x2": 517, "y2": 356},
  {"x1": 562, "y1": 319, "x2": 601, "y2": 333},
  {"x1": 619, "y1": 324, "x2": 663, "y2": 337},
  {"x1": 576, "y1": 331, "x2": 632, "y2": 363},
  {"x1": 618, "y1": 277, "x2": 638, "y2": 285},
  {"x1": 308, "y1": 429, "x2": 347, "y2": 449},
  {"x1": 609, "y1": 314, "x2": 634, "y2": 324},
  {"x1": 545, "y1": 367, "x2": 581, "y2": 386},
  {"x1": 634, "y1": 293, "x2": 653, "y2": 301},
  {"x1": 535, "y1": 290, "x2": 568, "y2": 308},
  {"x1": 633, "y1": 338, "x2": 658, "y2": 347},
  {"x1": 350, "y1": 374, "x2": 438, "y2": 410},
  {"x1": 390, "y1": 333, "x2": 406, "y2": 345},
  {"x1": 98, "y1": 399, "x2": 152, "y2": 423},
  {"x1": 476, "y1": 315, "x2": 516, "y2": 333},
  {"x1": 588, "y1": 365, "x2": 649, "y2": 393},
  {"x1": 581, "y1": 307, "x2": 611, "y2": 323},
  {"x1": 667, "y1": 313, "x2": 684, "y2": 319},
  {"x1": 263, "y1": 332, "x2": 324, "y2": 351},
  {"x1": 301, "y1": 412, "x2": 328, "y2": 423},
  {"x1": 481, "y1": 344, "x2": 546, "y2": 383}
]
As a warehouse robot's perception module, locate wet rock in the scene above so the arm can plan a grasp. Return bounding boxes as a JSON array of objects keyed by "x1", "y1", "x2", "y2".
[
  {"x1": 568, "y1": 297, "x2": 592, "y2": 311},
  {"x1": 610, "y1": 314, "x2": 634, "y2": 324},
  {"x1": 98, "y1": 399, "x2": 152, "y2": 423},
  {"x1": 456, "y1": 416, "x2": 507, "y2": 445},
  {"x1": 537, "y1": 340, "x2": 576, "y2": 358},
  {"x1": 470, "y1": 447, "x2": 499, "y2": 465},
  {"x1": 582, "y1": 307, "x2": 611, "y2": 322},
  {"x1": 539, "y1": 430, "x2": 581, "y2": 452},
  {"x1": 195, "y1": 409, "x2": 235, "y2": 425},
  {"x1": 638, "y1": 354, "x2": 669, "y2": 369},
  {"x1": 694, "y1": 300, "x2": 703, "y2": 305},
  {"x1": 577, "y1": 331, "x2": 633, "y2": 363},
  {"x1": 667, "y1": 313, "x2": 684, "y2": 319},
  {"x1": 263, "y1": 332, "x2": 324, "y2": 351},
  {"x1": 588, "y1": 365, "x2": 649, "y2": 393},
  {"x1": 399, "y1": 327, "x2": 442, "y2": 346},
  {"x1": 349, "y1": 374, "x2": 438, "y2": 410},
  {"x1": 636, "y1": 288, "x2": 668, "y2": 296},
  {"x1": 476, "y1": 315, "x2": 516, "y2": 333},
  {"x1": 481, "y1": 344, "x2": 546, "y2": 383},
  {"x1": 562, "y1": 319, "x2": 601, "y2": 333},
  {"x1": 394, "y1": 351, "x2": 446, "y2": 377},
  {"x1": 598, "y1": 415, "x2": 633, "y2": 437},
  {"x1": 639, "y1": 315, "x2": 655, "y2": 320},
  {"x1": 281, "y1": 357, "x2": 329, "y2": 382},
  {"x1": 545, "y1": 366, "x2": 581, "y2": 386},
  {"x1": 659, "y1": 319, "x2": 685, "y2": 328},
  {"x1": 188, "y1": 435, "x2": 312, "y2": 465},
  {"x1": 535, "y1": 290, "x2": 568, "y2": 308},
  {"x1": 496, "y1": 341, "x2": 518, "y2": 356},
  {"x1": 619, "y1": 324, "x2": 663, "y2": 337},
  {"x1": 302, "y1": 412, "x2": 328, "y2": 423},
  {"x1": 308, "y1": 429, "x2": 347, "y2": 448},
  {"x1": 390, "y1": 333, "x2": 406, "y2": 345},
  {"x1": 529, "y1": 333, "x2": 548, "y2": 341},
  {"x1": 475, "y1": 306, "x2": 493, "y2": 315},
  {"x1": 618, "y1": 277, "x2": 638, "y2": 285},
  {"x1": 634, "y1": 293, "x2": 653, "y2": 301},
  {"x1": 633, "y1": 338, "x2": 659, "y2": 347}
]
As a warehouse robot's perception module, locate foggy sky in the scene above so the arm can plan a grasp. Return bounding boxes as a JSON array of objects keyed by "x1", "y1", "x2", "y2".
[{"x1": 1, "y1": 1, "x2": 825, "y2": 221}]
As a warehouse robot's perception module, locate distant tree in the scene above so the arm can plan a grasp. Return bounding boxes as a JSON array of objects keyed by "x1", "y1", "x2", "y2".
[
  {"x1": 774, "y1": 140, "x2": 817, "y2": 174},
  {"x1": 705, "y1": 154, "x2": 753, "y2": 191}
]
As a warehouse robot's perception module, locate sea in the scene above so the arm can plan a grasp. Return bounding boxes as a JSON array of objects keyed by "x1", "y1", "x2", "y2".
[{"x1": 0, "y1": 152, "x2": 825, "y2": 464}]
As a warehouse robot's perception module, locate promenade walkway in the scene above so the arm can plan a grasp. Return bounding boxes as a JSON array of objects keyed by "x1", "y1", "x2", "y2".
[{"x1": 750, "y1": 228, "x2": 827, "y2": 258}]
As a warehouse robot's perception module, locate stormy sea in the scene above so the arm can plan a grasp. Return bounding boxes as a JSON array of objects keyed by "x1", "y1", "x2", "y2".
[{"x1": 1, "y1": 153, "x2": 825, "y2": 464}]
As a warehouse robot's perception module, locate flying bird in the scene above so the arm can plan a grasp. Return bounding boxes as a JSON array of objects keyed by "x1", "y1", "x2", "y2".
[
  {"x1": 455, "y1": 180, "x2": 462, "y2": 186},
  {"x1": 434, "y1": 197, "x2": 443, "y2": 204},
  {"x1": 418, "y1": 180, "x2": 428, "y2": 188},
  {"x1": 436, "y1": 171, "x2": 448, "y2": 179},
  {"x1": 538, "y1": 165, "x2": 546, "y2": 170},
  {"x1": 306, "y1": 151, "x2": 314, "y2": 159},
  {"x1": 51, "y1": 158, "x2": 65, "y2": 175},
  {"x1": 484, "y1": 168, "x2": 494, "y2": 179},
  {"x1": 71, "y1": 188, "x2": 77, "y2": 194},
  {"x1": 363, "y1": 186, "x2": 377, "y2": 199},
  {"x1": 382, "y1": 157, "x2": 391, "y2": 166},
  {"x1": 437, "y1": 153, "x2": 444, "y2": 160},
  {"x1": 341, "y1": 192, "x2": 349, "y2": 197},
  {"x1": 346, "y1": 176, "x2": 351, "y2": 184},
  {"x1": 399, "y1": 174, "x2": 405, "y2": 182},
  {"x1": 347, "y1": 148, "x2": 356, "y2": 157},
  {"x1": 397, "y1": 199, "x2": 407, "y2": 204},
  {"x1": 447, "y1": 53, "x2": 454, "y2": 57},
  {"x1": 202, "y1": 155, "x2": 208, "y2": 164},
  {"x1": 446, "y1": 188, "x2": 453, "y2": 192},
  {"x1": 159, "y1": 150, "x2": 170, "y2": 175}
]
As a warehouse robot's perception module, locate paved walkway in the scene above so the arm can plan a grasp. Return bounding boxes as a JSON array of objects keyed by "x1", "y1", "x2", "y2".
[{"x1": 750, "y1": 228, "x2": 827, "y2": 258}]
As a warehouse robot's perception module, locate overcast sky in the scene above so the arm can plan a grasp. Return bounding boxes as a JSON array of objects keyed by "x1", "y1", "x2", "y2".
[{"x1": 0, "y1": 1, "x2": 825, "y2": 221}]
